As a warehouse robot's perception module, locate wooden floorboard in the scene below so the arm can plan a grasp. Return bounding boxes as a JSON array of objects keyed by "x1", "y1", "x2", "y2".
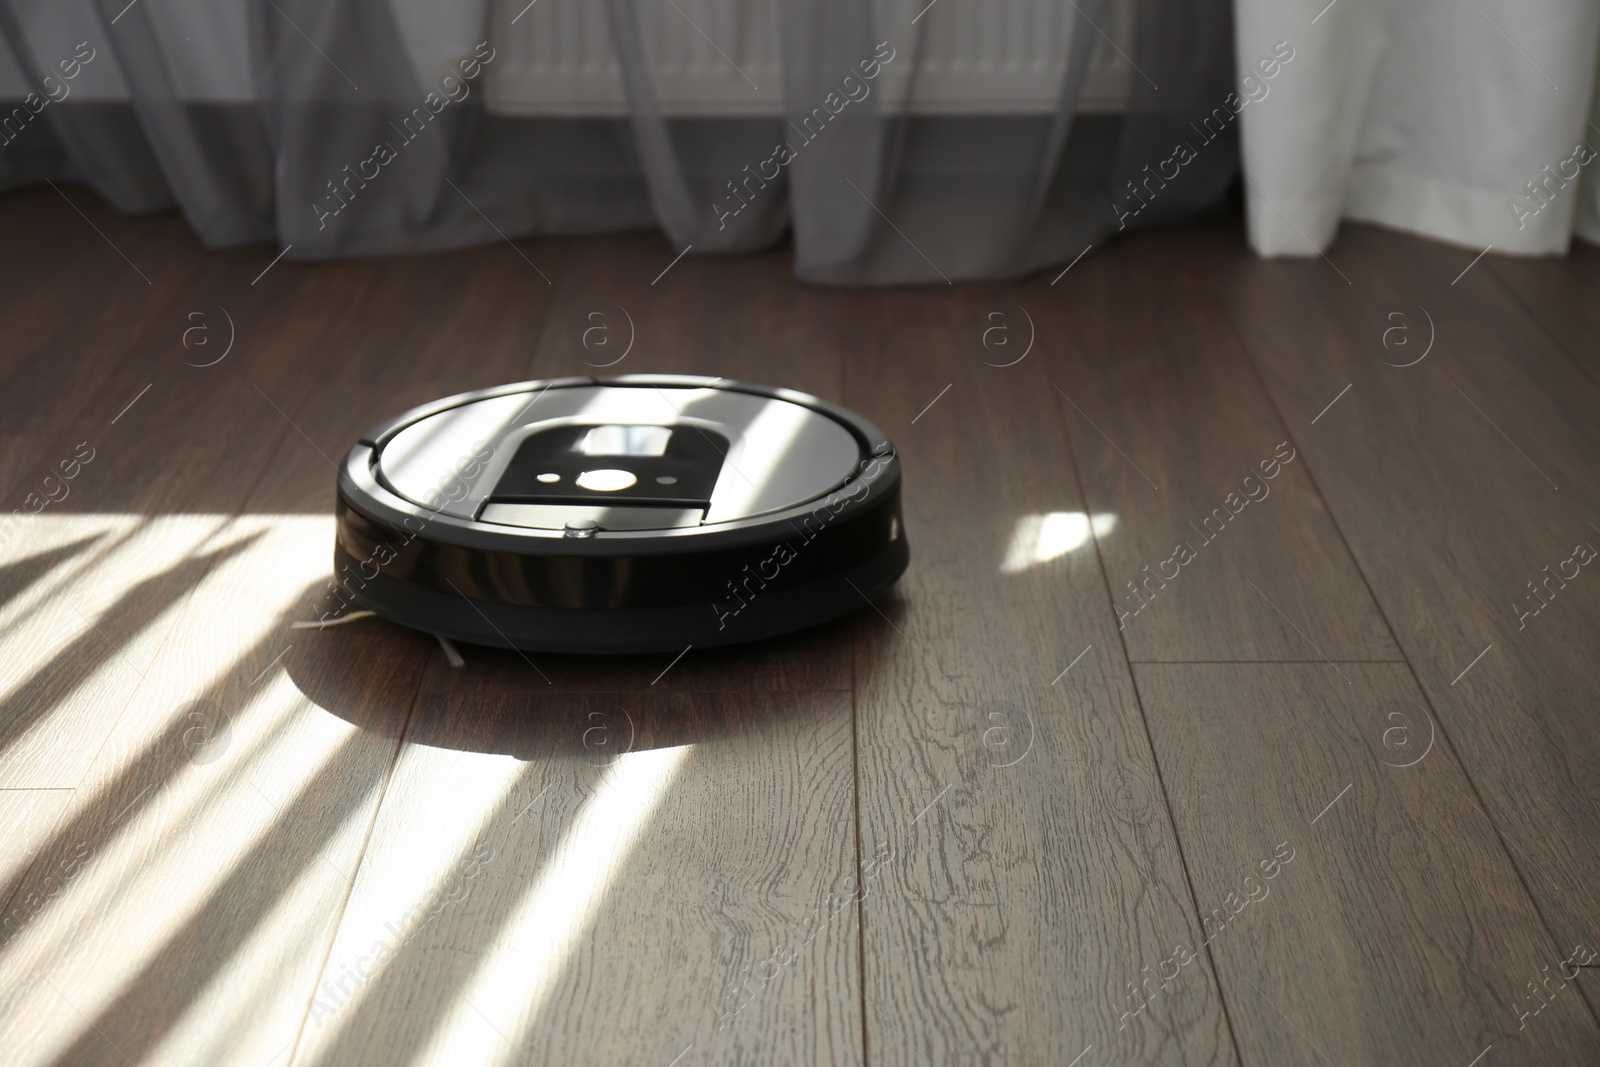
[
  {"x1": 1208, "y1": 223, "x2": 1600, "y2": 950},
  {"x1": 0, "y1": 511, "x2": 428, "y2": 1067},
  {"x1": 1489, "y1": 244, "x2": 1600, "y2": 387},
  {"x1": 843, "y1": 285, "x2": 1236, "y2": 1066},
  {"x1": 1034, "y1": 235, "x2": 1400, "y2": 662},
  {"x1": 1135, "y1": 662, "x2": 1600, "y2": 1065},
  {"x1": 0, "y1": 242, "x2": 337, "y2": 790},
  {"x1": 0, "y1": 789, "x2": 74, "y2": 906},
  {"x1": 1579, "y1": 972, "x2": 1600, "y2": 1036},
  {"x1": 0, "y1": 238, "x2": 564, "y2": 1064},
  {"x1": 0, "y1": 187, "x2": 204, "y2": 504},
  {"x1": 1, "y1": 185, "x2": 1596, "y2": 1066},
  {"x1": 290, "y1": 689, "x2": 860, "y2": 1067}
]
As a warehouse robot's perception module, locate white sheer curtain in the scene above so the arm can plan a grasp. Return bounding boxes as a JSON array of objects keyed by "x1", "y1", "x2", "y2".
[
  {"x1": 0, "y1": 0, "x2": 1240, "y2": 283},
  {"x1": 1234, "y1": 0, "x2": 1600, "y2": 256}
]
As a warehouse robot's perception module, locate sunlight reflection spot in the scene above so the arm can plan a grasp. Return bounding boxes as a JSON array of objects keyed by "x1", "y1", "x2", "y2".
[{"x1": 1000, "y1": 512, "x2": 1116, "y2": 574}]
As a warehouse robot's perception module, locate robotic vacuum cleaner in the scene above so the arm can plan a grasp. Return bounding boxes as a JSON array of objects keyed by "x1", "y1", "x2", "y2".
[{"x1": 333, "y1": 375, "x2": 908, "y2": 653}]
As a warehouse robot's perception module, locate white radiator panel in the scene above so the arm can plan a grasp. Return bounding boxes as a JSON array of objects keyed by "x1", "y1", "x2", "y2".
[
  {"x1": 0, "y1": 0, "x2": 1137, "y2": 111},
  {"x1": 486, "y1": 0, "x2": 1141, "y2": 116}
]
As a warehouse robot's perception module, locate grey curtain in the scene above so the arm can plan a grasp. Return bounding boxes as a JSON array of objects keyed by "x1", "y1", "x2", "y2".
[{"x1": 0, "y1": 0, "x2": 1236, "y2": 284}]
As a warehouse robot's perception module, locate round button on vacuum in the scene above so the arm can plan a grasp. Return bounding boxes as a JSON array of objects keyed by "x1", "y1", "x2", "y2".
[{"x1": 575, "y1": 468, "x2": 637, "y2": 492}]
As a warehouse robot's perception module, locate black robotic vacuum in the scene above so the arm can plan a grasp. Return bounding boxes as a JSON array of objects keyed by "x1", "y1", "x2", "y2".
[{"x1": 332, "y1": 375, "x2": 908, "y2": 653}]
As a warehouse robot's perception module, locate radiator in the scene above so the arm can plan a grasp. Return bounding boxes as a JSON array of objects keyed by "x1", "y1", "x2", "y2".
[
  {"x1": 485, "y1": 0, "x2": 1140, "y2": 116},
  {"x1": 0, "y1": 0, "x2": 1136, "y2": 111}
]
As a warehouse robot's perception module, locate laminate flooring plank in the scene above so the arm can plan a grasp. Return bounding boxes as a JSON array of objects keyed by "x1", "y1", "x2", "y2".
[
  {"x1": 0, "y1": 237, "x2": 533, "y2": 785},
  {"x1": 0, "y1": 245, "x2": 351, "y2": 788},
  {"x1": 0, "y1": 185, "x2": 194, "y2": 327},
  {"x1": 0, "y1": 234, "x2": 352, "y2": 1046},
  {"x1": 1209, "y1": 223, "x2": 1600, "y2": 944},
  {"x1": 0, "y1": 512, "x2": 425, "y2": 1067},
  {"x1": 1134, "y1": 662, "x2": 1600, "y2": 1066},
  {"x1": 0, "y1": 187, "x2": 98, "y2": 297},
  {"x1": 1034, "y1": 235, "x2": 1398, "y2": 662},
  {"x1": 1490, "y1": 243, "x2": 1600, "y2": 386},
  {"x1": 844, "y1": 286, "x2": 1238, "y2": 1066},
  {"x1": 415, "y1": 236, "x2": 857, "y2": 694},
  {"x1": 0, "y1": 189, "x2": 205, "y2": 503},
  {"x1": 1578, "y1": 970, "x2": 1600, "y2": 1033},
  {"x1": 0, "y1": 790, "x2": 74, "y2": 912},
  {"x1": 288, "y1": 689, "x2": 861, "y2": 1067},
  {"x1": 0, "y1": 239, "x2": 567, "y2": 1065}
]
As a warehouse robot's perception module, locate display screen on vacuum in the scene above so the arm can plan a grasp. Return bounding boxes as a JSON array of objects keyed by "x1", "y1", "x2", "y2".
[{"x1": 489, "y1": 423, "x2": 729, "y2": 508}]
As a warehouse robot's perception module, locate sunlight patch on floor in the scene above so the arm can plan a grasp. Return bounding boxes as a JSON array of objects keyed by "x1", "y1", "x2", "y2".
[
  {"x1": 999, "y1": 511, "x2": 1116, "y2": 574},
  {"x1": 420, "y1": 744, "x2": 692, "y2": 1067},
  {"x1": 0, "y1": 511, "x2": 390, "y2": 1067},
  {"x1": 0, "y1": 514, "x2": 332, "y2": 788},
  {"x1": 292, "y1": 749, "x2": 533, "y2": 1064}
]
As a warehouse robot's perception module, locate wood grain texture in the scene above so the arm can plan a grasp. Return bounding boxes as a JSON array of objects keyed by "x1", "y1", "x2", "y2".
[
  {"x1": 0, "y1": 514, "x2": 226, "y2": 788},
  {"x1": 1134, "y1": 662, "x2": 1600, "y2": 1065},
  {"x1": 0, "y1": 184, "x2": 1593, "y2": 1067},
  {"x1": 0, "y1": 232, "x2": 571, "y2": 786},
  {"x1": 1034, "y1": 234, "x2": 1398, "y2": 662},
  {"x1": 0, "y1": 790, "x2": 73, "y2": 907},
  {"x1": 1208, "y1": 223, "x2": 1600, "y2": 945},
  {"x1": 0, "y1": 244, "x2": 331, "y2": 788},
  {"x1": 1490, "y1": 244, "x2": 1600, "y2": 387},
  {"x1": 1579, "y1": 970, "x2": 1600, "y2": 1033},
  {"x1": 0, "y1": 185, "x2": 206, "y2": 666},
  {"x1": 289, "y1": 690, "x2": 861, "y2": 1067},
  {"x1": 0, "y1": 186, "x2": 204, "y2": 504},
  {"x1": 0, "y1": 511, "x2": 429, "y2": 1067},
  {"x1": 0, "y1": 220, "x2": 332, "y2": 789},
  {"x1": 0, "y1": 230, "x2": 562, "y2": 1064},
  {"x1": 843, "y1": 286, "x2": 1236, "y2": 1066}
]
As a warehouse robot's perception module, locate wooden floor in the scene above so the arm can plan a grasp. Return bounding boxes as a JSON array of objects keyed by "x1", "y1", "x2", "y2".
[{"x1": 1, "y1": 184, "x2": 1598, "y2": 1066}]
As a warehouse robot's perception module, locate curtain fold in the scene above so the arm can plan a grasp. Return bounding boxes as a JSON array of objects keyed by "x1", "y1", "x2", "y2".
[
  {"x1": 1234, "y1": 0, "x2": 1600, "y2": 257},
  {"x1": 0, "y1": 0, "x2": 175, "y2": 211},
  {"x1": 89, "y1": 0, "x2": 274, "y2": 243},
  {"x1": 0, "y1": 0, "x2": 1243, "y2": 282}
]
